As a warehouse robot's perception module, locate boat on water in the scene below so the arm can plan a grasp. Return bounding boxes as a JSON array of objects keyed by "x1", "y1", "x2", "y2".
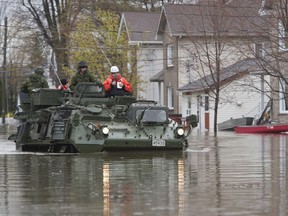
[
  {"x1": 234, "y1": 124, "x2": 288, "y2": 133},
  {"x1": 218, "y1": 117, "x2": 254, "y2": 131},
  {"x1": 9, "y1": 82, "x2": 198, "y2": 153}
]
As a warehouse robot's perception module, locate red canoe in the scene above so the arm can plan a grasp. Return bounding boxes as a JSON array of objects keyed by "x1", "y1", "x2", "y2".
[{"x1": 234, "y1": 124, "x2": 288, "y2": 133}]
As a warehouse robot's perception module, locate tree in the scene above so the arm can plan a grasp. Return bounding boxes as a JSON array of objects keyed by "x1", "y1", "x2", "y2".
[
  {"x1": 20, "y1": 0, "x2": 143, "y2": 81},
  {"x1": 0, "y1": 5, "x2": 51, "y2": 113},
  {"x1": 175, "y1": 2, "x2": 235, "y2": 135},
  {"x1": 68, "y1": 9, "x2": 139, "y2": 92},
  {"x1": 246, "y1": 0, "x2": 288, "y2": 123},
  {"x1": 174, "y1": 1, "x2": 269, "y2": 135},
  {"x1": 0, "y1": 1, "x2": 9, "y2": 116},
  {"x1": 89, "y1": 0, "x2": 194, "y2": 13},
  {"x1": 225, "y1": 0, "x2": 288, "y2": 124},
  {"x1": 0, "y1": 1, "x2": 8, "y2": 43},
  {"x1": 20, "y1": 0, "x2": 87, "y2": 78}
]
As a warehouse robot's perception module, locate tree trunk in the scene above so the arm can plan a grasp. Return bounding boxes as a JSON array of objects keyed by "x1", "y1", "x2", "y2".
[{"x1": 54, "y1": 44, "x2": 69, "y2": 79}]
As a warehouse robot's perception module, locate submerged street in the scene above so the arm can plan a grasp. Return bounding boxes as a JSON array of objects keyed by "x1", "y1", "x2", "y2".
[{"x1": 0, "y1": 121, "x2": 287, "y2": 216}]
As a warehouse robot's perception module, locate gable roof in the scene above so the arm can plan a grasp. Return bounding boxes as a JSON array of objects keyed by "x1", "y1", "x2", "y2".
[
  {"x1": 119, "y1": 12, "x2": 162, "y2": 44},
  {"x1": 158, "y1": 0, "x2": 269, "y2": 37},
  {"x1": 178, "y1": 58, "x2": 264, "y2": 93}
]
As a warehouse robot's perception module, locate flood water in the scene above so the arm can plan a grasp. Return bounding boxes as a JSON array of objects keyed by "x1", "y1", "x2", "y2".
[{"x1": 0, "y1": 121, "x2": 287, "y2": 216}]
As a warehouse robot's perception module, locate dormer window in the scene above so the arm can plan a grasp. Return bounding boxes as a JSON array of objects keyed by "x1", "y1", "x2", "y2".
[{"x1": 279, "y1": 21, "x2": 288, "y2": 51}]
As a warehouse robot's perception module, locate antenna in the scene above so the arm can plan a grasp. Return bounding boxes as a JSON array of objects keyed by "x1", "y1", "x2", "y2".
[
  {"x1": 36, "y1": 35, "x2": 61, "y2": 87},
  {"x1": 100, "y1": 47, "x2": 112, "y2": 66},
  {"x1": 2, "y1": 17, "x2": 7, "y2": 124},
  {"x1": 92, "y1": 37, "x2": 112, "y2": 66}
]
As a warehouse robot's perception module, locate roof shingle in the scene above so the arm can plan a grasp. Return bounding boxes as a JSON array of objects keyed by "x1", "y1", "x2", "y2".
[
  {"x1": 178, "y1": 58, "x2": 265, "y2": 92},
  {"x1": 161, "y1": 0, "x2": 269, "y2": 36}
]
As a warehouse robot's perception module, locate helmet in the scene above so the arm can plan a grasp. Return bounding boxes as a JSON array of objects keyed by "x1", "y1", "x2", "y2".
[
  {"x1": 60, "y1": 79, "x2": 68, "y2": 85},
  {"x1": 34, "y1": 67, "x2": 44, "y2": 75},
  {"x1": 110, "y1": 66, "x2": 119, "y2": 73},
  {"x1": 77, "y1": 61, "x2": 88, "y2": 69}
]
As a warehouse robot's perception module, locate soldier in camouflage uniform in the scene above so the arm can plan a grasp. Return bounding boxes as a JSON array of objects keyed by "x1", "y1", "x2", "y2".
[
  {"x1": 20, "y1": 68, "x2": 49, "y2": 93},
  {"x1": 70, "y1": 61, "x2": 97, "y2": 91}
]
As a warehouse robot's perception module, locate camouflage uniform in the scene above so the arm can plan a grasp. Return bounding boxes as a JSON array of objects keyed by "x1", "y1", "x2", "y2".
[
  {"x1": 70, "y1": 61, "x2": 97, "y2": 91},
  {"x1": 20, "y1": 68, "x2": 49, "y2": 93}
]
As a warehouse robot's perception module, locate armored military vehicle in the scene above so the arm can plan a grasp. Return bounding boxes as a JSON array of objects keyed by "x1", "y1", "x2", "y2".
[{"x1": 9, "y1": 82, "x2": 197, "y2": 153}]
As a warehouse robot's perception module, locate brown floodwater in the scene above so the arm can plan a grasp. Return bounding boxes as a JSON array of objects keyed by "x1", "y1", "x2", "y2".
[{"x1": 0, "y1": 121, "x2": 287, "y2": 216}]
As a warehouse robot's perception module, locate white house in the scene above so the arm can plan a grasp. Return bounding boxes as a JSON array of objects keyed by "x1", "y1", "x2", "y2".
[
  {"x1": 178, "y1": 58, "x2": 270, "y2": 131},
  {"x1": 118, "y1": 12, "x2": 164, "y2": 103}
]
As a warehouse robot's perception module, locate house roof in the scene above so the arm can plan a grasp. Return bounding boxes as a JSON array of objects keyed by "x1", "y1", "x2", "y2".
[
  {"x1": 178, "y1": 58, "x2": 264, "y2": 93},
  {"x1": 159, "y1": 0, "x2": 269, "y2": 36},
  {"x1": 119, "y1": 12, "x2": 162, "y2": 44}
]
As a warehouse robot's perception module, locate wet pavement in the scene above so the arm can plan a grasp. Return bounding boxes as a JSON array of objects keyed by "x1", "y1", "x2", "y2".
[{"x1": 0, "y1": 121, "x2": 287, "y2": 215}]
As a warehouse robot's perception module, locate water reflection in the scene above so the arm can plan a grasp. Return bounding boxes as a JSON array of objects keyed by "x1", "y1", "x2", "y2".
[{"x1": 1, "y1": 124, "x2": 288, "y2": 215}]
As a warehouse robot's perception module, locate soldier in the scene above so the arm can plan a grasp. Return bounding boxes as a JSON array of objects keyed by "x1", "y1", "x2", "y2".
[
  {"x1": 70, "y1": 61, "x2": 97, "y2": 91},
  {"x1": 20, "y1": 67, "x2": 49, "y2": 93}
]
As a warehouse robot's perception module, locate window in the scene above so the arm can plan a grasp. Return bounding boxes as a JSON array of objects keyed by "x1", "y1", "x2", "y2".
[
  {"x1": 127, "y1": 107, "x2": 168, "y2": 124},
  {"x1": 185, "y1": 60, "x2": 193, "y2": 83},
  {"x1": 167, "y1": 44, "x2": 174, "y2": 66},
  {"x1": 205, "y1": 96, "x2": 209, "y2": 111},
  {"x1": 185, "y1": 53, "x2": 197, "y2": 82},
  {"x1": 186, "y1": 97, "x2": 191, "y2": 115},
  {"x1": 136, "y1": 109, "x2": 167, "y2": 123},
  {"x1": 167, "y1": 87, "x2": 174, "y2": 109},
  {"x1": 255, "y1": 43, "x2": 265, "y2": 58},
  {"x1": 279, "y1": 21, "x2": 288, "y2": 51},
  {"x1": 279, "y1": 79, "x2": 288, "y2": 113}
]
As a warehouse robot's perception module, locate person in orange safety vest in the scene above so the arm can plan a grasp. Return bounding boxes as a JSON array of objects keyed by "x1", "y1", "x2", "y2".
[
  {"x1": 57, "y1": 79, "x2": 69, "y2": 91},
  {"x1": 103, "y1": 66, "x2": 132, "y2": 97}
]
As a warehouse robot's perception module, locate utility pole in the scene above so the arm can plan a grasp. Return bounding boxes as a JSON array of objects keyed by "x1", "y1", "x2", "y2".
[{"x1": 2, "y1": 17, "x2": 7, "y2": 124}]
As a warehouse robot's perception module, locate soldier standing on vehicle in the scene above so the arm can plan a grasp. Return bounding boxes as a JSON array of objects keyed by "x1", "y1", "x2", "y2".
[
  {"x1": 70, "y1": 61, "x2": 97, "y2": 91},
  {"x1": 20, "y1": 67, "x2": 49, "y2": 93},
  {"x1": 103, "y1": 66, "x2": 132, "y2": 97}
]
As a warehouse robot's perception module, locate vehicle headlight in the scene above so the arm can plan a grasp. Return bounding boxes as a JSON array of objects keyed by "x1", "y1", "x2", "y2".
[
  {"x1": 102, "y1": 127, "x2": 109, "y2": 135},
  {"x1": 177, "y1": 127, "x2": 185, "y2": 136}
]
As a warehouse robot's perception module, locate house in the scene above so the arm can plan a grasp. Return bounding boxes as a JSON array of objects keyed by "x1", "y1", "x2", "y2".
[
  {"x1": 154, "y1": 0, "x2": 271, "y2": 131},
  {"x1": 118, "y1": 12, "x2": 163, "y2": 103},
  {"x1": 259, "y1": 0, "x2": 288, "y2": 124},
  {"x1": 118, "y1": 0, "x2": 281, "y2": 131},
  {"x1": 178, "y1": 58, "x2": 270, "y2": 130}
]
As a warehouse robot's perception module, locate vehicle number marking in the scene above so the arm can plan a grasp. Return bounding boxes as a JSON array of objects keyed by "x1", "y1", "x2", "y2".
[{"x1": 152, "y1": 139, "x2": 165, "y2": 147}]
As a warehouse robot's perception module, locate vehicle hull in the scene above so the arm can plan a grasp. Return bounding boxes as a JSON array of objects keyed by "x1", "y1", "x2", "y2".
[{"x1": 16, "y1": 138, "x2": 185, "y2": 153}]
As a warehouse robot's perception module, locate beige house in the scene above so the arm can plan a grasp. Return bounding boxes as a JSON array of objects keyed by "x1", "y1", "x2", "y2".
[{"x1": 154, "y1": 0, "x2": 273, "y2": 131}]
